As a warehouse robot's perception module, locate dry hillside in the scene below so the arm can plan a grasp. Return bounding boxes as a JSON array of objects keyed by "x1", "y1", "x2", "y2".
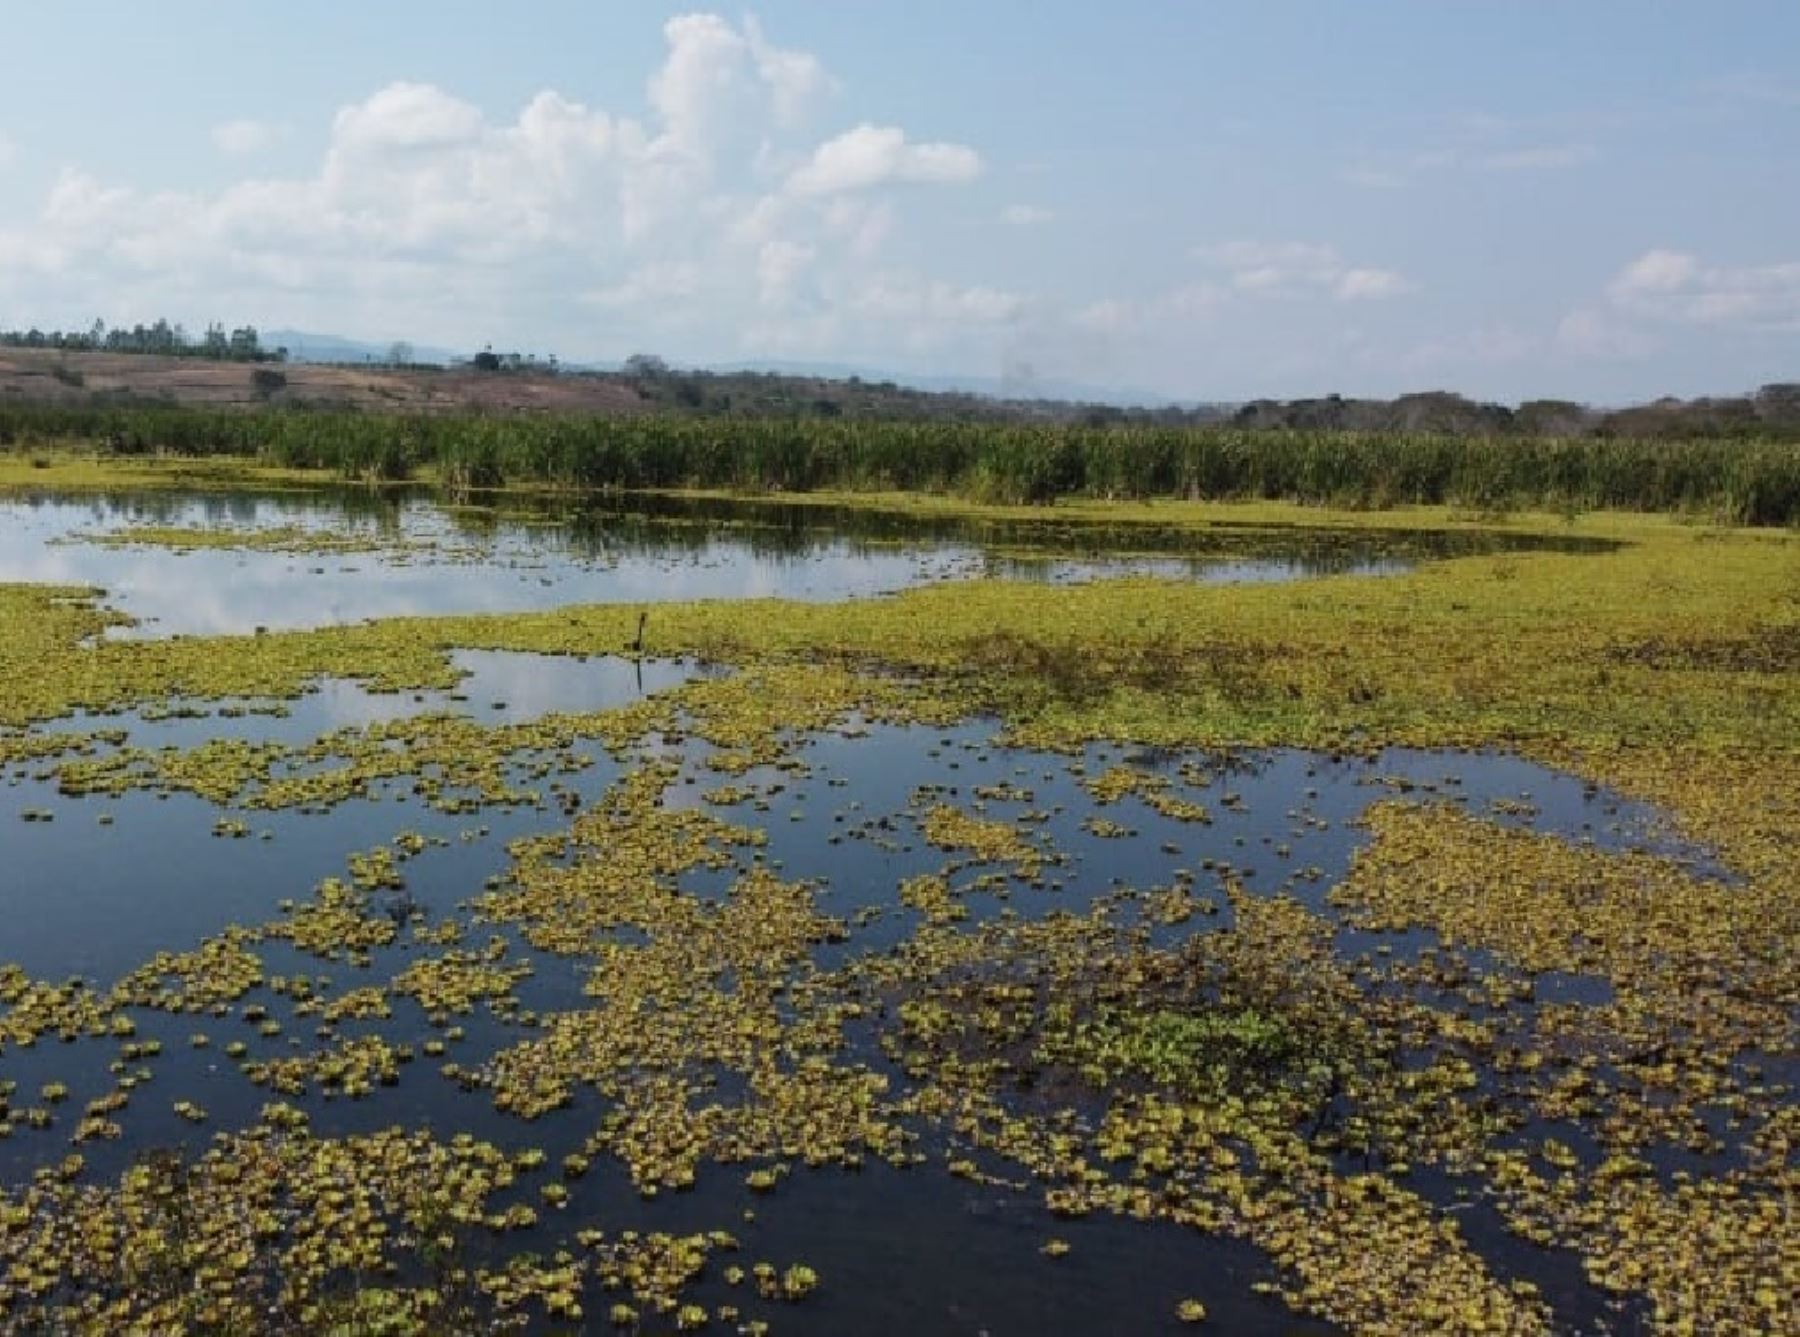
[{"x1": 0, "y1": 348, "x2": 649, "y2": 415}]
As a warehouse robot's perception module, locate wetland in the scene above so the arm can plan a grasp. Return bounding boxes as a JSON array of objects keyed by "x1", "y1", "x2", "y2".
[{"x1": 0, "y1": 450, "x2": 1794, "y2": 1335}]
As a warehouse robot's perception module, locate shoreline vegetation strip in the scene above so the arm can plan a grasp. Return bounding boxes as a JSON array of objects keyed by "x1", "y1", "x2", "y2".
[{"x1": 1, "y1": 415, "x2": 1798, "y2": 523}]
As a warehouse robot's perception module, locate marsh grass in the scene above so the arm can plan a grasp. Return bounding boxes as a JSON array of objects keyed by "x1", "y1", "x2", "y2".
[{"x1": 4, "y1": 403, "x2": 1799, "y2": 522}]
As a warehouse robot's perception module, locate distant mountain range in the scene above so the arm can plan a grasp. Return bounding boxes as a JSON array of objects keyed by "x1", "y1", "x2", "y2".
[
  {"x1": 265, "y1": 331, "x2": 1191, "y2": 409},
  {"x1": 263, "y1": 330, "x2": 464, "y2": 368}
]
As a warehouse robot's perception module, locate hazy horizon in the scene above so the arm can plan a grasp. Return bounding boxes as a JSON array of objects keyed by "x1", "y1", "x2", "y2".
[{"x1": 2, "y1": 3, "x2": 1795, "y2": 405}]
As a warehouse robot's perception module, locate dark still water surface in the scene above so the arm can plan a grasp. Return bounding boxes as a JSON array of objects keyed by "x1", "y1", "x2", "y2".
[
  {"x1": 0, "y1": 485, "x2": 1612, "y2": 636},
  {"x1": 2, "y1": 695, "x2": 1697, "y2": 1334}
]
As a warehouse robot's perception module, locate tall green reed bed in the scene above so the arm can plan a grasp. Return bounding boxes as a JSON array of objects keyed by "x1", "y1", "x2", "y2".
[{"x1": 3, "y1": 402, "x2": 1797, "y2": 523}]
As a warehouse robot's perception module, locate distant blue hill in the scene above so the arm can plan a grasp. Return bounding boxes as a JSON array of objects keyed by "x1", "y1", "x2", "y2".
[{"x1": 264, "y1": 330, "x2": 462, "y2": 366}]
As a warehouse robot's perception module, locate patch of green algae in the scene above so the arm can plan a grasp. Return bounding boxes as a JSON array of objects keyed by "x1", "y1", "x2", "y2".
[
  {"x1": 72, "y1": 523, "x2": 422, "y2": 557},
  {"x1": 0, "y1": 451, "x2": 332, "y2": 498}
]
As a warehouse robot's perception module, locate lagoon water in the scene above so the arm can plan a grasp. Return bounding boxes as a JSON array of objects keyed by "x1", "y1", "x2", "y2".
[
  {"x1": 0, "y1": 488, "x2": 1665, "y2": 1333},
  {"x1": 0, "y1": 486, "x2": 1608, "y2": 636},
  {"x1": 3, "y1": 697, "x2": 1694, "y2": 1333}
]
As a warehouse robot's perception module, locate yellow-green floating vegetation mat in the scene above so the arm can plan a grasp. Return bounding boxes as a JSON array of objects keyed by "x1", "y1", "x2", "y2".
[{"x1": 0, "y1": 473, "x2": 1795, "y2": 1335}]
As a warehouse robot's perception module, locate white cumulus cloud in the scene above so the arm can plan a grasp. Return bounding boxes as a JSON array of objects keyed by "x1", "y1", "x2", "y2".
[
  {"x1": 744, "y1": 15, "x2": 835, "y2": 124},
  {"x1": 1335, "y1": 268, "x2": 1414, "y2": 301},
  {"x1": 786, "y1": 123, "x2": 981, "y2": 196},
  {"x1": 1195, "y1": 241, "x2": 1415, "y2": 302},
  {"x1": 0, "y1": 13, "x2": 1009, "y2": 368},
  {"x1": 1606, "y1": 248, "x2": 1800, "y2": 329},
  {"x1": 333, "y1": 83, "x2": 484, "y2": 153},
  {"x1": 649, "y1": 12, "x2": 827, "y2": 152},
  {"x1": 1610, "y1": 249, "x2": 1701, "y2": 299}
]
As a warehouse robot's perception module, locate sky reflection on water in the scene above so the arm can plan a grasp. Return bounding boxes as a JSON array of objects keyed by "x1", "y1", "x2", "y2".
[{"x1": 0, "y1": 486, "x2": 1598, "y2": 637}]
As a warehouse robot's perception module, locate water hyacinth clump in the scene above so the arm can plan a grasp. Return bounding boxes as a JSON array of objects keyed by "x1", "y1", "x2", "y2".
[{"x1": 0, "y1": 452, "x2": 1796, "y2": 1333}]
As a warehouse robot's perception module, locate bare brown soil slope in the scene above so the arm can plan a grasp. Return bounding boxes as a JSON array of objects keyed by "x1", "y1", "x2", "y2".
[{"x1": 0, "y1": 348, "x2": 649, "y2": 415}]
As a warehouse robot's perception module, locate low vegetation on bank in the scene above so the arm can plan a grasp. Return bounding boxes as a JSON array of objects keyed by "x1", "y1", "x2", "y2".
[{"x1": 3, "y1": 406, "x2": 1799, "y2": 522}]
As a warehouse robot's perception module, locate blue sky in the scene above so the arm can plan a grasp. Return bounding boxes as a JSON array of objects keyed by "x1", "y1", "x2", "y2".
[{"x1": 1, "y1": 3, "x2": 1795, "y2": 403}]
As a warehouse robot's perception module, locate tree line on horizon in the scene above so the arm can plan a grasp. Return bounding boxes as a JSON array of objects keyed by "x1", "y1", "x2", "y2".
[
  {"x1": 0, "y1": 319, "x2": 284, "y2": 363},
  {"x1": 527, "y1": 355, "x2": 1800, "y2": 442},
  {"x1": 2, "y1": 321, "x2": 1796, "y2": 442}
]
